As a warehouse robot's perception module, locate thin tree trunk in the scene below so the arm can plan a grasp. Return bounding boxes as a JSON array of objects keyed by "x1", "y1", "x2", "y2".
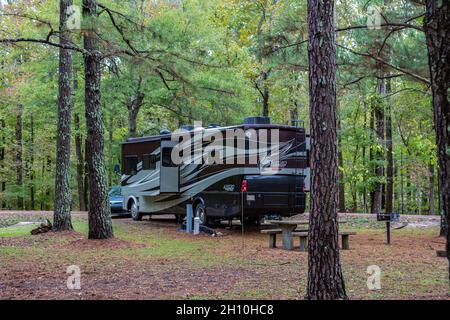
[
  {"x1": 385, "y1": 79, "x2": 394, "y2": 214},
  {"x1": 416, "y1": 175, "x2": 422, "y2": 215},
  {"x1": 371, "y1": 79, "x2": 385, "y2": 215},
  {"x1": 424, "y1": 0, "x2": 450, "y2": 275},
  {"x1": 83, "y1": 0, "x2": 113, "y2": 239},
  {"x1": 108, "y1": 112, "x2": 113, "y2": 187},
  {"x1": 429, "y1": 164, "x2": 435, "y2": 215},
  {"x1": 74, "y1": 113, "x2": 87, "y2": 211},
  {"x1": 338, "y1": 119, "x2": 345, "y2": 213},
  {"x1": 84, "y1": 138, "x2": 89, "y2": 210},
  {"x1": 29, "y1": 114, "x2": 35, "y2": 210},
  {"x1": 362, "y1": 107, "x2": 368, "y2": 213},
  {"x1": 73, "y1": 65, "x2": 86, "y2": 212},
  {"x1": 127, "y1": 77, "x2": 144, "y2": 138},
  {"x1": 400, "y1": 149, "x2": 404, "y2": 214},
  {"x1": 15, "y1": 105, "x2": 23, "y2": 210},
  {"x1": 53, "y1": 0, "x2": 73, "y2": 231},
  {"x1": 0, "y1": 119, "x2": 5, "y2": 209},
  {"x1": 306, "y1": 0, "x2": 347, "y2": 300},
  {"x1": 369, "y1": 106, "x2": 375, "y2": 212}
]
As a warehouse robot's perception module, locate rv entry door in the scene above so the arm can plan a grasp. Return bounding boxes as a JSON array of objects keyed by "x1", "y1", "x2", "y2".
[{"x1": 160, "y1": 140, "x2": 180, "y2": 193}]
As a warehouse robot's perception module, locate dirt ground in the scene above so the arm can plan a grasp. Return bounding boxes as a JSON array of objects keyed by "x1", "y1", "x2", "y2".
[{"x1": 0, "y1": 211, "x2": 448, "y2": 300}]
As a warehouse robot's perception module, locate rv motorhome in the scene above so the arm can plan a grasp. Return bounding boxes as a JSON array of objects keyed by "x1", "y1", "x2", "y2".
[{"x1": 120, "y1": 117, "x2": 310, "y2": 225}]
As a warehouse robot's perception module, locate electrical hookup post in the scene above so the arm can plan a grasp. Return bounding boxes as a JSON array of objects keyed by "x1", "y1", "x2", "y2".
[
  {"x1": 377, "y1": 212, "x2": 400, "y2": 245},
  {"x1": 185, "y1": 204, "x2": 201, "y2": 235}
]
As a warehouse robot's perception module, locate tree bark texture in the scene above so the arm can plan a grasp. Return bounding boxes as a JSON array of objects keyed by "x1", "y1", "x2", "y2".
[
  {"x1": 306, "y1": 0, "x2": 347, "y2": 300},
  {"x1": 424, "y1": 0, "x2": 450, "y2": 272},
  {"x1": 0, "y1": 119, "x2": 5, "y2": 209},
  {"x1": 83, "y1": 0, "x2": 114, "y2": 239},
  {"x1": 74, "y1": 113, "x2": 87, "y2": 211},
  {"x1": 15, "y1": 105, "x2": 23, "y2": 210},
  {"x1": 53, "y1": 0, "x2": 74, "y2": 231}
]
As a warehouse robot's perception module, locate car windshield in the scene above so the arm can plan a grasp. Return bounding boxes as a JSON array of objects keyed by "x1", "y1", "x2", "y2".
[{"x1": 108, "y1": 186, "x2": 122, "y2": 197}]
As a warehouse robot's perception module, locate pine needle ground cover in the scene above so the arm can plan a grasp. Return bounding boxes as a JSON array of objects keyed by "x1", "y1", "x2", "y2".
[{"x1": 0, "y1": 212, "x2": 447, "y2": 300}]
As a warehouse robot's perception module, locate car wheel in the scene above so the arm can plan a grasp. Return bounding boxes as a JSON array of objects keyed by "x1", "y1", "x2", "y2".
[
  {"x1": 130, "y1": 200, "x2": 142, "y2": 221},
  {"x1": 195, "y1": 203, "x2": 207, "y2": 226}
]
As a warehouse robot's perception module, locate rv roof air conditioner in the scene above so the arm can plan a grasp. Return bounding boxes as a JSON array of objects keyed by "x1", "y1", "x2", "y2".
[
  {"x1": 160, "y1": 129, "x2": 171, "y2": 135},
  {"x1": 243, "y1": 116, "x2": 271, "y2": 125}
]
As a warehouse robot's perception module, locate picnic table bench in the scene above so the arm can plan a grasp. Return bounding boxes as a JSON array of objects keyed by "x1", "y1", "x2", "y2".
[
  {"x1": 261, "y1": 219, "x2": 355, "y2": 251},
  {"x1": 291, "y1": 231, "x2": 357, "y2": 251}
]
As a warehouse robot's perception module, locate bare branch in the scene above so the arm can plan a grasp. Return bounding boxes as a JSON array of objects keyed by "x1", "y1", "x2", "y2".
[{"x1": 337, "y1": 44, "x2": 430, "y2": 84}]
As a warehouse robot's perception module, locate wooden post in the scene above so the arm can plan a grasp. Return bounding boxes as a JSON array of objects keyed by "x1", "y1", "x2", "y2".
[
  {"x1": 386, "y1": 221, "x2": 391, "y2": 245},
  {"x1": 299, "y1": 236, "x2": 308, "y2": 251}
]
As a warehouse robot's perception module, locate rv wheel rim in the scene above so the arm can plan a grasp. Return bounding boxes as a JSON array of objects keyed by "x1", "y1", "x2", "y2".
[
  {"x1": 196, "y1": 206, "x2": 206, "y2": 225},
  {"x1": 131, "y1": 203, "x2": 138, "y2": 218}
]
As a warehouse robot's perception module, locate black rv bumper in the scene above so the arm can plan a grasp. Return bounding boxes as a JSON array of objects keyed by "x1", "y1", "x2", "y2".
[{"x1": 241, "y1": 192, "x2": 306, "y2": 216}]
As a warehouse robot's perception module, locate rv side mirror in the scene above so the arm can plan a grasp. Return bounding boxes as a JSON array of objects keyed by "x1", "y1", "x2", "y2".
[{"x1": 114, "y1": 164, "x2": 120, "y2": 174}]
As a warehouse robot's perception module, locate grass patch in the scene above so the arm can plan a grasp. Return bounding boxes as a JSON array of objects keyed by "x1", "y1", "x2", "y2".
[{"x1": 0, "y1": 224, "x2": 38, "y2": 237}]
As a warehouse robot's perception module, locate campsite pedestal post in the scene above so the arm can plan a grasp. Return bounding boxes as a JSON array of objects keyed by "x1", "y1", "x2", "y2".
[
  {"x1": 386, "y1": 221, "x2": 391, "y2": 245},
  {"x1": 186, "y1": 204, "x2": 193, "y2": 233}
]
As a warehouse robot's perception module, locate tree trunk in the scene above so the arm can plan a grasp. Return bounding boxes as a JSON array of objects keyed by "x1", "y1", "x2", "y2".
[
  {"x1": 29, "y1": 114, "x2": 35, "y2": 210},
  {"x1": 371, "y1": 79, "x2": 385, "y2": 215},
  {"x1": 428, "y1": 164, "x2": 435, "y2": 215},
  {"x1": 84, "y1": 138, "x2": 89, "y2": 210},
  {"x1": 15, "y1": 105, "x2": 23, "y2": 210},
  {"x1": 424, "y1": 0, "x2": 450, "y2": 273},
  {"x1": 262, "y1": 71, "x2": 270, "y2": 117},
  {"x1": 306, "y1": 0, "x2": 347, "y2": 300},
  {"x1": 127, "y1": 95, "x2": 143, "y2": 138},
  {"x1": 0, "y1": 119, "x2": 5, "y2": 209},
  {"x1": 53, "y1": 0, "x2": 73, "y2": 231},
  {"x1": 362, "y1": 107, "x2": 368, "y2": 213},
  {"x1": 369, "y1": 106, "x2": 375, "y2": 212},
  {"x1": 108, "y1": 112, "x2": 113, "y2": 187},
  {"x1": 83, "y1": 0, "x2": 113, "y2": 239},
  {"x1": 74, "y1": 113, "x2": 87, "y2": 211},
  {"x1": 385, "y1": 79, "x2": 394, "y2": 214},
  {"x1": 338, "y1": 119, "x2": 345, "y2": 213}
]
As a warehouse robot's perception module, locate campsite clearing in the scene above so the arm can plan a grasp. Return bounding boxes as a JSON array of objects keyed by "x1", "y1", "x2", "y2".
[{"x1": 0, "y1": 211, "x2": 448, "y2": 300}]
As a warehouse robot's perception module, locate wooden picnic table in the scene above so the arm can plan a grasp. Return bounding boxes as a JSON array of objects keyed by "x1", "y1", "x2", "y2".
[
  {"x1": 265, "y1": 220, "x2": 308, "y2": 250},
  {"x1": 265, "y1": 219, "x2": 349, "y2": 250}
]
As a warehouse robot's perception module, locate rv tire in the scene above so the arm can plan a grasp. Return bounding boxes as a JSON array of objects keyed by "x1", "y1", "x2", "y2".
[
  {"x1": 194, "y1": 203, "x2": 208, "y2": 226},
  {"x1": 130, "y1": 200, "x2": 142, "y2": 221}
]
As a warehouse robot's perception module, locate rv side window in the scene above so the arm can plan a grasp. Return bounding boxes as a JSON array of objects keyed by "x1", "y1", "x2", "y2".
[
  {"x1": 143, "y1": 154, "x2": 157, "y2": 170},
  {"x1": 124, "y1": 155, "x2": 138, "y2": 175},
  {"x1": 162, "y1": 147, "x2": 176, "y2": 167}
]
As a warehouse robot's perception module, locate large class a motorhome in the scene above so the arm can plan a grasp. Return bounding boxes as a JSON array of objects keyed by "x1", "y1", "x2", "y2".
[{"x1": 120, "y1": 117, "x2": 310, "y2": 225}]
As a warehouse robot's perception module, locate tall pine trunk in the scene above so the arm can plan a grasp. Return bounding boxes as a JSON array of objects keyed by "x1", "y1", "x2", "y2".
[
  {"x1": 83, "y1": 0, "x2": 113, "y2": 239},
  {"x1": 429, "y1": 163, "x2": 435, "y2": 215},
  {"x1": 371, "y1": 79, "x2": 385, "y2": 215},
  {"x1": 29, "y1": 114, "x2": 35, "y2": 210},
  {"x1": 0, "y1": 119, "x2": 5, "y2": 209},
  {"x1": 424, "y1": 0, "x2": 450, "y2": 270},
  {"x1": 306, "y1": 0, "x2": 347, "y2": 300},
  {"x1": 74, "y1": 66, "x2": 87, "y2": 212},
  {"x1": 53, "y1": 0, "x2": 73, "y2": 231},
  {"x1": 15, "y1": 105, "x2": 23, "y2": 210},
  {"x1": 74, "y1": 113, "x2": 87, "y2": 211},
  {"x1": 385, "y1": 79, "x2": 393, "y2": 214},
  {"x1": 338, "y1": 119, "x2": 345, "y2": 212}
]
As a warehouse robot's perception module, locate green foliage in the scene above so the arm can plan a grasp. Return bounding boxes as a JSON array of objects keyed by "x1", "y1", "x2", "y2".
[{"x1": 0, "y1": 0, "x2": 437, "y2": 214}]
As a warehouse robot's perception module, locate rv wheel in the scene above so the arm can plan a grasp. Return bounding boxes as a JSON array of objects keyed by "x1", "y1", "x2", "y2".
[
  {"x1": 130, "y1": 200, "x2": 142, "y2": 221},
  {"x1": 195, "y1": 203, "x2": 207, "y2": 226}
]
